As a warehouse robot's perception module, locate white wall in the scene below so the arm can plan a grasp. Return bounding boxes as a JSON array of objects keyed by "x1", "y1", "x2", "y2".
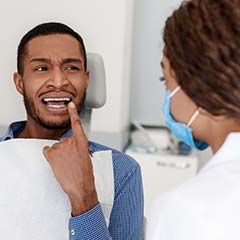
[
  {"x1": 0, "y1": 0, "x2": 134, "y2": 149},
  {"x1": 130, "y1": 0, "x2": 182, "y2": 126}
]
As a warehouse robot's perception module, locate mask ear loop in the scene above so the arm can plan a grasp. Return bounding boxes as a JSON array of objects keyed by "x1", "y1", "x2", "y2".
[
  {"x1": 169, "y1": 86, "x2": 181, "y2": 98},
  {"x1": 187, "y1": 107, "x2": 201, "y2": 127}
]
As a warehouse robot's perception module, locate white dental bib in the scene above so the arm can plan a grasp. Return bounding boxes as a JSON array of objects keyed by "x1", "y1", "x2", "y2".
[{"x1": 0, "y1": 139, "x2": 114, "y2": 240}]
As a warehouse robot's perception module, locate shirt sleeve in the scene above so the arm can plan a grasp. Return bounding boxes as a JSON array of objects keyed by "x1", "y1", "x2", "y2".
[
  {"x1": 108, "y1": 155, "x2": 144, "y2": 239},
  {"x1": 68, "y1": 152, "x2": 144, "y2": 240},
  {"x1": 69, "y1": 203, "x2": 111, "y2": 240}
]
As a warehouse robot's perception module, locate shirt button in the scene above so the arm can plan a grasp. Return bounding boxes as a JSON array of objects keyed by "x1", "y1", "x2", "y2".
[{"x1": 71, "y1": 229, "x2": 76, "y2": 236}]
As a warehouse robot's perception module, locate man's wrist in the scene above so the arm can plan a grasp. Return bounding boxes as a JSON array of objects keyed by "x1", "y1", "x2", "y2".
[{"x1": 69, "y1": 190, "x2": 99, "y2": 216}]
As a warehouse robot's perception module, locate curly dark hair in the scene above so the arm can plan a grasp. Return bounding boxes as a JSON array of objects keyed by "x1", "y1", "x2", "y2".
[
  {"x1": 17, "y1": 22, "x2": 87, "y2": 75},
  {"x1": 164, "y1": 0, "x2": 240, "y2": 119}
]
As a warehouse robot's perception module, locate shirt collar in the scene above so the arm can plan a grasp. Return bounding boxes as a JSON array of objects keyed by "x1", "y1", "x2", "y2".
[{"x1": 1, "y1": 121, "x2": 73, "y2": 141}]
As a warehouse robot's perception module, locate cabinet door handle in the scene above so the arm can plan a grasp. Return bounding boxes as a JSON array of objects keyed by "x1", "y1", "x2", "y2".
[{"x1": 157, "y1": 161, "x2": 191, "y2": 169}]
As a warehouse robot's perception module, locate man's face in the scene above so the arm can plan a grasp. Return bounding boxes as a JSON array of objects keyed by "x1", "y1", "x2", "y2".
[{"x1": 14, "y1": 34, "x2": 89, "y2": 129}]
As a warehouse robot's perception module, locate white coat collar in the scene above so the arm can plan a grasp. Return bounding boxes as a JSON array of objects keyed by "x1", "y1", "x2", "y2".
[{"x1": 201, "y1": 132, "x2": 240, "y2": 172}]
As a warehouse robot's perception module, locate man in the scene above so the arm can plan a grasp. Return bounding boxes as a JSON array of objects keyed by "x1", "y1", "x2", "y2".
[{"x1": 0, "y1": 22, "x2": 143, "y2": 239}]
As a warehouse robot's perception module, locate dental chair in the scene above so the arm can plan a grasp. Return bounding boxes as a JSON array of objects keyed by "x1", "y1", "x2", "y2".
[
  {"x1": 80, "y1": 53, "x2": 106, "y2": 136},
  {"x1": 83, "y1": 53, "x2": 147, "y2": 239}
]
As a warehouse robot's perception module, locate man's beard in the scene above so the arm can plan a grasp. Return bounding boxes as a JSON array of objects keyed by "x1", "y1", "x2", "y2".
[{"x1": 23, "y1": 90, "x2": 86, "y2": 130}]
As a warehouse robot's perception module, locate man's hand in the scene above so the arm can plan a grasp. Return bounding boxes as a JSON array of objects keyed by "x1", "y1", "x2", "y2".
[{"x1": 43, "y1": 102, "x2": 98, "y2": 216}]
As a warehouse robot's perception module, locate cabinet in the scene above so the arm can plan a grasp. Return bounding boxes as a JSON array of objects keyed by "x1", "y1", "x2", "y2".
[{"x1": 125, "y1": 149, "x2": 198, "y2": 218}]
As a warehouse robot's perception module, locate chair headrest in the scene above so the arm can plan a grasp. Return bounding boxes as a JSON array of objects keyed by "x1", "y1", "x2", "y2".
[{"x1": 84, "y1": 53, "x2": 106, "y2": 108}]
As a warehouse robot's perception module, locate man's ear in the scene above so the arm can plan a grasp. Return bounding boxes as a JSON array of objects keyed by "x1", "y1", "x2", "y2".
[
  {"x1": 13, "y1": 72, "x2": 24, "y2": 95},
  {"x1": 85, "y1": 70, "x2": 90, "y2": 88}
]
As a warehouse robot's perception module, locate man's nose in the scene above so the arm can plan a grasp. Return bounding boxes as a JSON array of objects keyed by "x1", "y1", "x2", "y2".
[{"x1": 49, "y1": 67, "x2": 68, "y2": 88}]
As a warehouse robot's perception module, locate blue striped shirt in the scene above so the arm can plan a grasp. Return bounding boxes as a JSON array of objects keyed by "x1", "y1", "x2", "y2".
[{"x1": 0, "y1": 121, "x2": 144, "y2": 239}]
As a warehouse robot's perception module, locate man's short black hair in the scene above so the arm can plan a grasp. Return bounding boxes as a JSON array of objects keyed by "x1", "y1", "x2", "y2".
[{"x1": 17, "y1": 22, "x2": 87, "y2": 75}]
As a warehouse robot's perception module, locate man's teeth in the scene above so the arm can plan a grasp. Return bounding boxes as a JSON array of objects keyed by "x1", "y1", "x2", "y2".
[
  {"x1": 48, "y1": 104, "x2": 65, "y2": 109},
  {"x1": 43, "y1": 98, "x2": 71, "y2": 102},
  {"x1": 42, "y1": 97, "x2": 72, "y2": 109}
]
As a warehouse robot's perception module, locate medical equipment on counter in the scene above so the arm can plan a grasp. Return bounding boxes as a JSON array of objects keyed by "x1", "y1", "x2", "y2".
[
  {"x1": 132, "y1": 121, "x2": 159, "y2": 153},
  {"x1": 130, "y1": 122, "x2": 192, "y2": 155}
]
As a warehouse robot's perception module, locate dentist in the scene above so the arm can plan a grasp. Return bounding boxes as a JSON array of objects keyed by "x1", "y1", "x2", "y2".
[{"x1": 147, "y1": 0, "x2": 240, "y2": 239}]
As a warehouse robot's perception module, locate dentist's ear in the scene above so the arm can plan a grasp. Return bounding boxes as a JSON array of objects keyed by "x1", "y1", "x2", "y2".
[{"x1": 13, "y1": 72, "x2": 24, "y2": 95}]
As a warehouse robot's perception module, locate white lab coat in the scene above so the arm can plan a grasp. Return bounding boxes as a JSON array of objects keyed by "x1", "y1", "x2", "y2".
[{"x1": 146, "y1": 132, "x2": 240, "y2": 240}]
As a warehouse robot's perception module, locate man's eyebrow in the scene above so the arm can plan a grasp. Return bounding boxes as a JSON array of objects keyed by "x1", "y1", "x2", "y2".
[
  {"x1": 62, "y1": 58, "x2": 82, "y2": 64},
  {"x1": 29, "y1": 58, "x2": 51, "y2": 64},
  {"x1": 28, "y1": 58, "x2": 83, "y2": 64}
]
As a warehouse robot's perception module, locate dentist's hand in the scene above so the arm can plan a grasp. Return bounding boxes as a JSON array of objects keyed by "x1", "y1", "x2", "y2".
[{"x1": 43, "y1": 102, "x2": 98, "y2": 216}]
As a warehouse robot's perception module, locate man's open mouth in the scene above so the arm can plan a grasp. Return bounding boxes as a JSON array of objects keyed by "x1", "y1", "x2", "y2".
[{"x1": 42, "y1": 97, "x2": 72, "y2": 109}]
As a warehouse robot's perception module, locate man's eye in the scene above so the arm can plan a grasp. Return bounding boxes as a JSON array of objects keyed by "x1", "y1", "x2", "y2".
[
  {"x1": 35, "y1": 66, "x2": 48, "y2": 72},
  {"x1": 65, "y1": 66, "x2": 80, "y2": 71}
]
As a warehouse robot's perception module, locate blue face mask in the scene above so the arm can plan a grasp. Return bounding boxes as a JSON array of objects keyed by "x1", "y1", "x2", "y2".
[{"x1": 162, "y1": 86, "x2": 209, "y2": 151}]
